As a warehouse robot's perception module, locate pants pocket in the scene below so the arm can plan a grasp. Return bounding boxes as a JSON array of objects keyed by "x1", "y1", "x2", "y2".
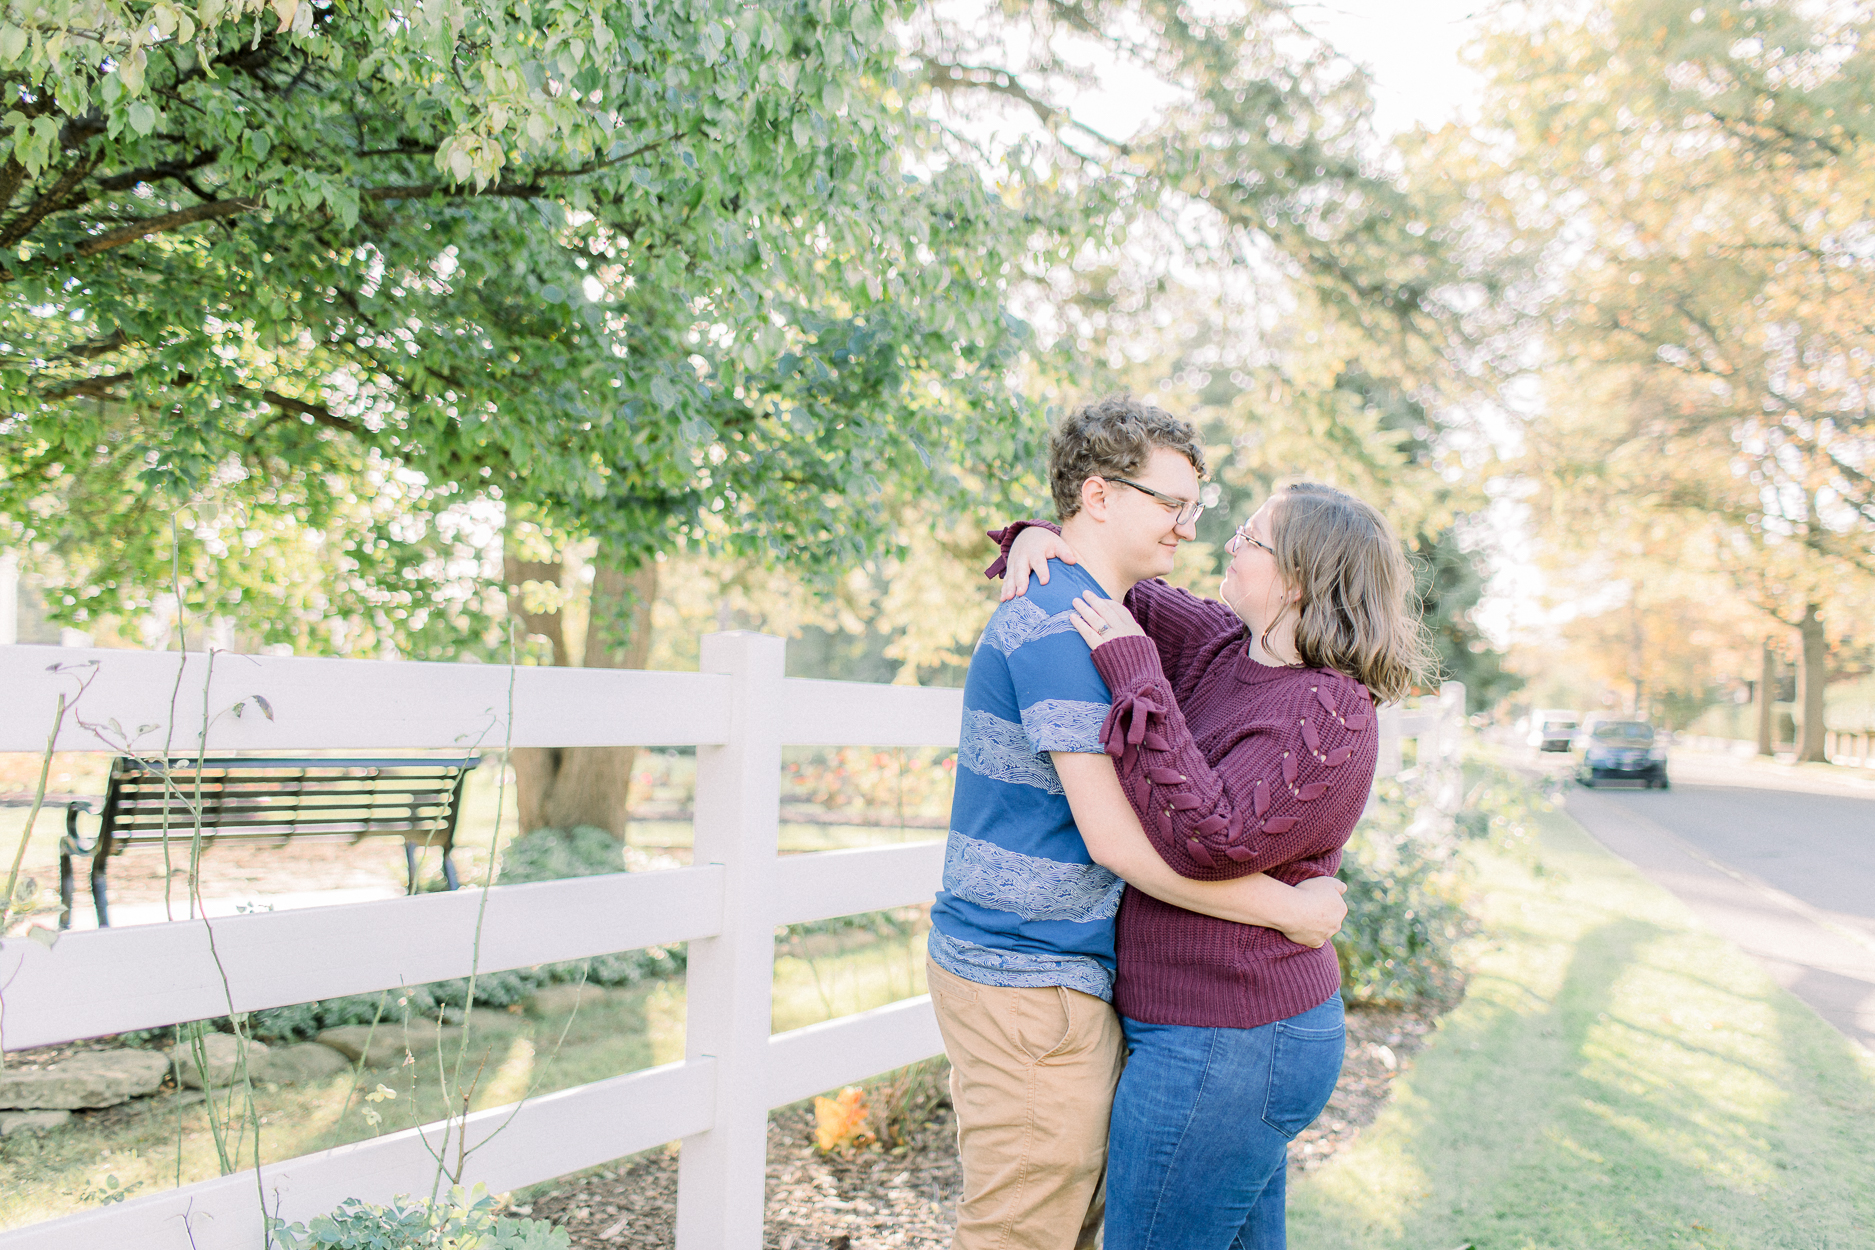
[
  {"x1": 1017, "y1": 985, "x2": 1074, "y2": 1063},
  {"x1": 926, "y1": 960, "x2": 980, "y2": 1005},
  {"x1": 1261, "y1": 1002, "x2": 1345, "y2": 1139}
]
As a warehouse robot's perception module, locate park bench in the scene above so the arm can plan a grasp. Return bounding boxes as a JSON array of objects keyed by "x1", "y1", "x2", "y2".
[{"x1": 58, "y1": 755, "x2": 481, "y2": 928}]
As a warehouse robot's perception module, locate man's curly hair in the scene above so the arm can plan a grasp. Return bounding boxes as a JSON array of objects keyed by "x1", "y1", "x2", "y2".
[{"x1": 1048, "y1": 395, "x2": 1206, "y2": 520}]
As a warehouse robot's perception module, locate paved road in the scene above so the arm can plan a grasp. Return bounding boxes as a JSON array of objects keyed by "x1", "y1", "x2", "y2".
[{"x1": 1557, "y1": 756, "x2": 1875, "y2": 1054}]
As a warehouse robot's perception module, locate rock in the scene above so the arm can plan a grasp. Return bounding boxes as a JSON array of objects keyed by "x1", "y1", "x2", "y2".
[
  {"x1": 264, "y1": 1042, "x2": 352, "y2": 1084},
  {"x1": 0, "y1": 1049, "x2": 168, "y2": 1110},
  {"x1": 524, "y1": 983, "x2": 606, "y2": 1017},
  {"x1": 167, "y1": 1034, "x2": 270, "y2": 1089},
  {"x1": 316, "y1": 1025, "x2": 463, "y2": 1068},
  {"x1": 0, "y1": 1109, "x2": 72, "y2": 1136}
]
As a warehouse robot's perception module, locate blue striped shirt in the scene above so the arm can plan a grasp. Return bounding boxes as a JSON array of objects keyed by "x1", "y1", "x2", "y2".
[{"x1": 928, "y1": 560, "x2": 1120, "y2": 1000}]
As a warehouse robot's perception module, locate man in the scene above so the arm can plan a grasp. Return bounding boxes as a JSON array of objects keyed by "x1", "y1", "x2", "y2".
[{"x1": 927, "y1": 395, "x2": 1347, "y2": 1250}]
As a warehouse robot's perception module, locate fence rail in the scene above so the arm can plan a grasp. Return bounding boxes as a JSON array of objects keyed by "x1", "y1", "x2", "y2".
[{"x1": 0, "y1": 639, "x2": 1461, "y2": 1249}]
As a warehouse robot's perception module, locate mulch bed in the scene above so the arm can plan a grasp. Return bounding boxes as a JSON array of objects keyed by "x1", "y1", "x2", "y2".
[{"x1": 519, "y1": 990, "x2": 1458, "y2": 1249}]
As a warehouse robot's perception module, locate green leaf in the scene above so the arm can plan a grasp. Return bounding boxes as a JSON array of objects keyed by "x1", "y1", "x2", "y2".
[
  {"x1": 648, "y1": 376, "x2": 678, "y2": 409},
  {"x1": 127, "y1": 102, "x2": 157, "y2": 135}
]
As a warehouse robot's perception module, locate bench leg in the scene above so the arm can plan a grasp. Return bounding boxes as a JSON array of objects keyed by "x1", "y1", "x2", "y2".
[
  {"x1": 442, "y1": 852, "x2": 460, "y2": 891},
  {"x1": 404, "y1": 843, "x2": 420, "y2": 894},
  {"x1": 91, "y1": 867, "x2": 110, "y2": 929},
  {"x1": 59, "y1": 847, "x2": 74, "y2": 930}
]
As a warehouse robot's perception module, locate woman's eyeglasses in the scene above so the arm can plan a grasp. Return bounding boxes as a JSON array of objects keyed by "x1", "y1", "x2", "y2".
[
  {"x1": 1101, "y1": 476, "x2": 1205, "y2": 527},
  {"x1": 1225, "y1": 526, "x2": 1275, "y2": 557}
]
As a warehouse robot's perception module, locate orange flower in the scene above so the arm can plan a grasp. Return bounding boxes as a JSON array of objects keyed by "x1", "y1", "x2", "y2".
[{"x1": 812, "y1": 1086, "x2": 875, "y2": 1153}]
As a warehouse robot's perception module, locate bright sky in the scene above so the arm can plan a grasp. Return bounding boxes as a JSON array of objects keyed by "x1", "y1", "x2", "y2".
[
  {"x1": 1292, "y1": 1, "x2": 1494, "y2": 135},
  {"x1": 1061, "y1": 0, "x2": 1496, "y2": 141}
]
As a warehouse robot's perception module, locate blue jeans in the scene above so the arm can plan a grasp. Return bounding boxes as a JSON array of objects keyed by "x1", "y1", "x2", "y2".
[{"x1": 1106, "y1": 994, "x2": 1345, "y2": 1250}]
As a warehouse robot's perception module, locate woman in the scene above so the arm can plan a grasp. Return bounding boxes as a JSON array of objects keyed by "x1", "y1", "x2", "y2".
[{"x1": 993, "y1": 481, "x2": 1432, "y2": 1250}]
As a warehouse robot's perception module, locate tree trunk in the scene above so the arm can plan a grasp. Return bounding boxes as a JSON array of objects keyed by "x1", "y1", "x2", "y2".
[
  {"x1": 1796, "y1": 603, "x2": 1828, "y2": 763},
  {"x1": 1756, "y1": 639, "x2": 1776, "y2": 757},
  {"x1": 509, "y1": 545, "x2": 659, "y2": 839},
  {"x1": 1628, "y1": 602, "x2": 1646, "y2": 717},
  {"x1": 502, "y1": 555, "x2": 570, "y2": 667}
]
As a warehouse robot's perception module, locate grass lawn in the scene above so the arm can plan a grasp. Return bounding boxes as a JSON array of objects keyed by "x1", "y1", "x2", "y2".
[{"x1": 1291, "y1": 797, "x2": 1875, "y2": 1250}]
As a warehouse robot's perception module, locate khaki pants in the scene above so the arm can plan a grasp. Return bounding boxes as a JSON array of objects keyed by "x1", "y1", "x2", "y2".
[{"x1": 927, "y1": 958, "x2": 1125, "y2": 1250}]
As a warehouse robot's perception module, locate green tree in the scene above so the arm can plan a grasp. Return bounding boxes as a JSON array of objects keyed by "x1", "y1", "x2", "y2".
[{"x1": 0, "y1": 0, "x2": 1066, "y2": 827}]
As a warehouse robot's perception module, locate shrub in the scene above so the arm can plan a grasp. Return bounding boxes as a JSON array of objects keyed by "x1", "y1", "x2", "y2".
[
  {"x1": 498, "y1": 826, "x2": 626, "y2": 883},
  {"x1": 248, "y1": 990, "x2": 437, "y2": 1045},
  {"x1": 864, "y1": 1056, "x2": 950, "y2": 1148},
  {"x1": 1334, "y1": 761, "x2": 1546, "y2": 1004},
  {"x1": 269, "y1": 1184, "x2": 567, "y2": 1249}
]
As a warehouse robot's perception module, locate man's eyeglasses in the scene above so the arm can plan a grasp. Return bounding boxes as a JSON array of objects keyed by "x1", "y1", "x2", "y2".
[
  {"x1": 1102, "y1": 477, "x2": 1205, "y2": 527},
  {"x1": 1225, "y1": 525, "x2": 1275, "y2": 557}
]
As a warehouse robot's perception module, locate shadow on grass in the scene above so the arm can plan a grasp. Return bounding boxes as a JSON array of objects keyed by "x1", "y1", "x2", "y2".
[{"x1": 1293, "y1": 904, "x2": 1875, "y2": 1250}]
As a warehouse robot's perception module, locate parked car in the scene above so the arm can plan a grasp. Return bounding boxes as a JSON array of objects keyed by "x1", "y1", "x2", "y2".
[
  {"x1": 1574, "y1": 720, "x2": 1669, "y2": 788},
  {"x1": 1527, "y1": 709, "x2": 1580, "y2": 753}
]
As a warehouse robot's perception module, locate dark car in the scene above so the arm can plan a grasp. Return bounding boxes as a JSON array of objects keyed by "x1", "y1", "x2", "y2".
[{"x1": 1575, "y1": 720, "x2": 1669, "y2": 789}]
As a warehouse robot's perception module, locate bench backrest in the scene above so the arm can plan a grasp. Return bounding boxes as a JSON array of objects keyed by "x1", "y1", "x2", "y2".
[{"x1": 97, "y1": 756, "x2": 482, "y2": 850}]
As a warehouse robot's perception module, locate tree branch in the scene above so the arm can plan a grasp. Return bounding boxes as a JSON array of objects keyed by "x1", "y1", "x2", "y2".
[
  {"x1": 919, "y1": 59, "x2": 1131, "y2": 154},
  {"x1": 1, "y1": 154, "x2": 99, "y2": 250},
  {"x1": 0, "y1": 157, "x2": 27, "y2": 222},
  {"x1": 73, "y1": 195, "x2": 264, "y2": 256},
  {"x1": 39, "y1": 366, "x2": 354, "y2": 431},
  {"x1": 93, "y1": 151, "x2": 222, "y2": 193}
]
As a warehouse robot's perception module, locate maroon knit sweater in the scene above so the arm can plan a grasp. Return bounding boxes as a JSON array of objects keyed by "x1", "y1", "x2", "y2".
[{"x1": 988, "y1": 526, "x2": 1378, "y2": 1028}]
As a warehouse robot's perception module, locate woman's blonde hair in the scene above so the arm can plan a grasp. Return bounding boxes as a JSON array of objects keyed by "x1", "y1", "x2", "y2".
[{"x1": 1263, "y1": 481, "x2": 1437, "y2": 704}]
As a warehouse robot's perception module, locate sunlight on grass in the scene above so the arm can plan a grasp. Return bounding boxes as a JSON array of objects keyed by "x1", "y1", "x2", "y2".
[
  {"x1": 476, "y1": 1036, "x2": 536, "y2": 1110},
  {"x1": 1289, "y1": 802, "x2": 1875, "y2": 1250},
  {"x1": 772, "y1": 929, "x2": 928, "y2": 1033}
]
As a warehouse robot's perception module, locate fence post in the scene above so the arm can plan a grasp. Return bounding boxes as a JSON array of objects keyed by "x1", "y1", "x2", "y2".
[
  {"x1": 1433, "y1": 681, "x2": 1467, "y2": 819},
  {"x1": 1374, "y1": 703, "x2": 1401, "y2": 783},
  {"x1": 676, "y1": 631, "x2": 786, "y2": 1249}
]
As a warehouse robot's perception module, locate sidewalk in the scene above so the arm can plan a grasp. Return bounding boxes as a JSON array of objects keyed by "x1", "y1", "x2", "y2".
[
  {"x1": 1667, "y1": 742, "x2": 1875, "y2": 800},
  {"x1": 1566, "y1": 786, "x2": 1875, "y2": 1053}
]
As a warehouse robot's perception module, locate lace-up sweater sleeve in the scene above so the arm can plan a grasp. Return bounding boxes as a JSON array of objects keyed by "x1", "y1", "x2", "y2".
[{"x1": 1087, "y1": 634, "x2": 1376, "y2": 882}]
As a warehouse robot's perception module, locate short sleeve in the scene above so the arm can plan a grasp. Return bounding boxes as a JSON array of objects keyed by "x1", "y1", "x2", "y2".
[{"x1": 997, "y1": 575, "x2": 1111, "y2": 754}]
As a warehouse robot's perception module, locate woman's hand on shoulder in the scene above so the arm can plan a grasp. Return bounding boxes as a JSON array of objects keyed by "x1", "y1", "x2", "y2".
[
  {"x1": 1069, "y1": 592, "x2": 1147, "y2": 649},
  {"x1": 1001, "y1": 526, "x2": 1079, "y2": 601}
]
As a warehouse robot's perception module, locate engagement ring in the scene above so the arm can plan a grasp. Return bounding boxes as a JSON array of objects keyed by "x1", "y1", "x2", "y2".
[{"x1": 1098, "y1": 622, "x2": 1112, "y2": 633}]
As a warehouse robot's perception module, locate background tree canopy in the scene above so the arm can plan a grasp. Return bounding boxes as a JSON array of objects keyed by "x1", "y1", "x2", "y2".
[
  {"x1": 0, "y1": 0, "x2": 1060, "y2": 656},
  {"x1": 1465, "y1": 0, "x2": 1875, "y2": 754}
]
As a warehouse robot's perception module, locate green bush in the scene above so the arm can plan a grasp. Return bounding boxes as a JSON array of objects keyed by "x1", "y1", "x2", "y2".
[
  {"x1": 1334, "y1": 762, "x2": 1545, "y2": 1004},
  {"x1": 248, "y1": 990, "x2": 437, "y2": 1045},
  {"x1": 498, "y1": 825, "x2": 626, "y2": 883},
  {"x1": 270, "y1": 1184, "x2": 567, "y2": 1249}
]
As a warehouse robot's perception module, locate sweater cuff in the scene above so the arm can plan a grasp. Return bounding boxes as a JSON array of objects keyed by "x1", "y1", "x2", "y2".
[
  {"x1": 983, "y1": 519, "x2": 1060, "y2": 580},
  {"x1": 1090, "y1": 634, "x2": 1165, "y2": 690}
]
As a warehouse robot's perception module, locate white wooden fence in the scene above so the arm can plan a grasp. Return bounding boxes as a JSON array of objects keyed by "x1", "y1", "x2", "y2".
[{"x1": 0, "y1": 640, "x2": 1464, "y2": 1249}]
